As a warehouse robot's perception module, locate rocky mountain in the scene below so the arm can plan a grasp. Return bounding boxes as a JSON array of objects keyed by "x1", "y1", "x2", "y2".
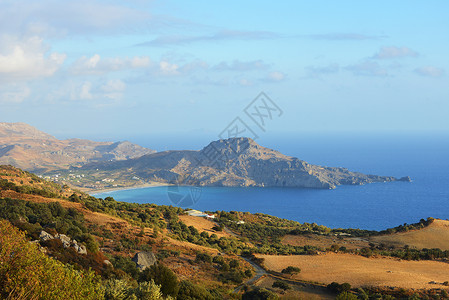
[
  {"x1": 0, "y1": 122, "x2": 155, "y2": 172},
  {"x1": 81, "y1": 137, "x2": 410, "y2": 189}
]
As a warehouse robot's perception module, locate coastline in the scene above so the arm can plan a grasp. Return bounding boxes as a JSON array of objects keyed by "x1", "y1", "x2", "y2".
[{"x1": 88, "y1": 182, "x2": 172, "y2": 196}]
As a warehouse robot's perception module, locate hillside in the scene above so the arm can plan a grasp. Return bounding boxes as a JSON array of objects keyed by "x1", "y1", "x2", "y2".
[
  {"x1": 0, "y1": 165, "x2": 448, "y2": 299},
  {"x1": 79, "y1": 137, "x2": 410, "y2": 190},
  {"x1": 370, "y1": 219, "x2": 449, "y2": 250},
  {"x1": 0, "y1": 122, "x2": 155, "y2": 172}
]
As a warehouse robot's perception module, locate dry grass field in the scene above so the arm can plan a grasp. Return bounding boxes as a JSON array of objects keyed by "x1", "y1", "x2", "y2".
[
  {"x1": 255, "y1": 276, "x2": 335, "y2": 300},
  {"x1": 258, "y1": 253, "x2": 449, "y2": 289},
  {"x1": 370, "y1": 219, "x2": 449, "y2": 250},
  {"x1": 179, "y1": 215, "x2": 231, "y2": 238},
  {"x1": 281, "y1": 233, "x2": 370, "y2": 250}
]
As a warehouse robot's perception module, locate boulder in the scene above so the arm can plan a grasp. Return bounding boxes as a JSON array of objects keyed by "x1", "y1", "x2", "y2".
[
  {"x1": 73, "y1": 244, "x2": 87, "y2": 255},
  {"x1": 132, "y1": 251, "x2": 157, "y2": 270},
  {"x1": 55, "y1": 233, "x2": 71, "y2": 248},
  {"x1": 104, "y1": 260, "x2": 112, "y2": 266},
  {"x1": 39, "y1": 230, "x2": 54, "y2": 242}
]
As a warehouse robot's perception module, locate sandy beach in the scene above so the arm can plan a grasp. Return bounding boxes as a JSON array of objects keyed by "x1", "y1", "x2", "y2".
[{"x1": 87, "y1": 182, "x2": 172, "y2": 195}]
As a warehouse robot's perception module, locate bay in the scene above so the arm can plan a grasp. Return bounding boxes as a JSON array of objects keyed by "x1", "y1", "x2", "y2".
[{"x1": 94, "y1": 133, "x2": 449, "y2": 230}]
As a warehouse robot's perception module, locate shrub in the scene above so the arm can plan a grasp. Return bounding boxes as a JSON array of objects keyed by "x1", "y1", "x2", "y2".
[
  {"x1": 110, "y1": 255, "x2": 140, "y2": 280},
  {"x1": 242, "y1": 287, "x2": 279, "y2": 300},
  {"x1": 281, "y1": 266, "x2": 300, "y2": 275},
  {"x1": 195, "y1": 252, "x2": 212, "y2": 263},
  {"x1": 272, "y1": 280, "x2": 290, "y2": 291},
  {"x1": 132, "y1": 280, "x2": 165, "y2": 300},
  {"x1": 244, "y1": 269, "x2": 253, "y2": 278},
  {"x1": 219, "y1": 271, "x2": 244, "y2": 284},
  {"x1": 229, "y1": 259, "x2": 240, "y2": 269},
  {"x1": 336, "y1": 292, "x2": 358, "y2": 300},
  {"x1": 327, "y1": 282, "x2": 352, "y2": 293},
  {"x1": 212, "y1": 255, "x2": 225, "y2": 265},
  {"x1": 0, "y1": 220, "x2": 103, "y2": 299},
  {"x1": 177, "y1": 280, "x2": 214, "y2": 300},
  {"x1": 138, "y1": 264, "x2": 179, "y2": 297}
]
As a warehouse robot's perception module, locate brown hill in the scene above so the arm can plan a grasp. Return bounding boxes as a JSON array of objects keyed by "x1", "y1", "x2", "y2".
[
  {"x1": 370, "y1": 219, "x2": 449, "y2": 250},
  {"x1": 81, "y1": 137, "x2": 410, "y2": 189},
  {"x1": 0, "y1": 122, "x2": 155, "y2": 172}
]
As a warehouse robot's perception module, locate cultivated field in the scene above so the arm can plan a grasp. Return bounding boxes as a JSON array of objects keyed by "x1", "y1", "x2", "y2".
[{"x1": 259, "y1": 253, "x2": 449, "y2": 289}]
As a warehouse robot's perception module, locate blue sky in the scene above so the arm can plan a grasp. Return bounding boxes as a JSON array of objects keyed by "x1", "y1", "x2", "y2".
[{"x1": 0, "y1": 0, "x2": 448, "y2": 143}]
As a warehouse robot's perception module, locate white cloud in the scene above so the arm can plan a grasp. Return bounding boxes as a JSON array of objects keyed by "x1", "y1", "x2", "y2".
[
  {"x1": 70, "y1": 54, "x2": 151, "y2": 75},
  {"x1": 308, "y1": 33, "x2": 386, "y2": 40},
  {"x1": 346, "y1": 61, "x2": 388, "y2": 76},
  {"x1": 0, "y1": 0, "x2": 151, "y2": 38},
  {"x1": 213, "y1": 60, "x2": 269, "y2": 71},
  {"x1": 0, "y1": 84, "x2": 31, "y2": 103},
  {"x1": 101, "y1": 79, "x2": 126, "y2": 100},
  {"x1": 79, "y1": 82, "x2": 93, "y2": 100},
  {"x1": 138, "y1": 30, "x2": 279, "y2": 47},
  {"x1": 159, "y1": 61, "x2": 180, "y2": 75},
  {"x1": 239, "y1": 79, "x2": 253, "y2": 86},
  {"x1": 373, "y1": 46, "x2": 418, "y2": 59},
  {"x1": 306, "y1": 63, "x2": 340, "y2": 77},
  {"x1": 0, "y1": 35, "x2": 65, "y2": 80},
  {"x1": 265, "y1": 71, "x2": 285, "y2": 82},
  {"x1": 415, "y1": 66, "x2": 445, "y2": 78}
]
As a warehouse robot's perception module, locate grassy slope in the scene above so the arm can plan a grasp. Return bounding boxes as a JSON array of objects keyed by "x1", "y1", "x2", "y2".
[
  {"x1": 3, "y1": 165, "x2": 449, "y2": 298},
  {"x1": 0, "y1": 165, "x2": 247, "y2": 296},
  {"x1": 370, "y1": 219, "x2": 449, "y2": 250}
]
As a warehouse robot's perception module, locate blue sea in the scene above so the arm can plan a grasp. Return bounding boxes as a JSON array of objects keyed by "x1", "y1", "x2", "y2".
[{"x1": 93, "y1": 133, "x2": 449, "y2": 231}]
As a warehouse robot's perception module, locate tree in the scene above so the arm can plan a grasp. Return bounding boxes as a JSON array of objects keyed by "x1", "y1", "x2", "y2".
[
  {"x1": 336, "y1": 292, "x2": 358, "y2": 300},
  {"x1": 176, "y1": 280, "x2": 214, "y2": 300},
  {"x1": 229, "y1": 259, "x2": 240, "y2": 269},
  {"x1": 327, "y1": 282, "x2": 351, "y2": 293},
  {"x1": 132, "y1": 280, "x2": 165, "y2": 300},
  {"x1": 281, "y1": 266, "x2": 300, "y2": 275},
  {"x1": 272, "y1": 280, "x2": 290, "y2": 291},
  {"x1": 195, "y1": 252, "x2": 212, "y2": 263},
  {"x1": 212, "y1": 255, "x2": 225, "y2": 265},
  {"x1": 242, "y1": 287, "x2": 279, "y2": 300},
  {"x1": 138, "y1": 264, "x2": 179, "y2": 298}
]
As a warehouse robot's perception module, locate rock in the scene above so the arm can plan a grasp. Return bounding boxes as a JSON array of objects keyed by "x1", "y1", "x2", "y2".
[
  {"x1": 55, "y1": 233, "x2": 71, "y2": 248},
  {"x1": 399, "y1": 176, "x2": 412, "y2": 182},
  {"x1": 39, "y1": 230, "x2": 54, "y2": 242},
  {"x1": 132, "y1": 251, "x2": 157, "y2": 270},
  {"x1": 30, "y1": 240, "x2": 47, "y2": 253},
  {"x1": 73, "y1": 244, "x2": 87, "y2": 255}
]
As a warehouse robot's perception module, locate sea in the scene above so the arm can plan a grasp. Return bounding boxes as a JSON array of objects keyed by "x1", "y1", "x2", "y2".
[{"x1": 93, "y1": 133, "x2": 449, "y2": 231}]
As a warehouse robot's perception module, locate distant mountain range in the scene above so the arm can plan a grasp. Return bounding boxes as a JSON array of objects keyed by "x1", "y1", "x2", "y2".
[
  {"x1": 0, "y1": 122, "x2": 410, "y2": 189},
  {"x1": 0, "y1": 122, "x2": 155, "y2": 172},
  {"x1": 80, "y1": 137, "x2": 410, "y2": 189}
]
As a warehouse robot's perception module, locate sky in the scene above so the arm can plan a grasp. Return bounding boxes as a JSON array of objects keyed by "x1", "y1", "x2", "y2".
[{"x1": 0, "y1": 0, "x2": 448, "y2": 145}]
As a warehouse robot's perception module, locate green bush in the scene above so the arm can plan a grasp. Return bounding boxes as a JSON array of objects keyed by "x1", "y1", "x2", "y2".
[
  {"x1": 327, "y1": 282, "x2": 352, "y2": 293},
  {"x1": 281, "y1": 266, "x2": 300, "y2": 275},
  {"x1": 0, "y1": 220, "x2": 103, "y2": 299},
  {"x1": 212, "y1": 255, "x2": 225, "y2": 265},
  {"x1": 336, "y1": 292, "x2": 358, "y2": 300},
  {"x1": 176, "y1": 280, "x2": 214, "y2": 300},
  {"x1": 229, "y1": 259, "x2": 239, "y2": 268},
  {"x1": 195, "y1": 252, "x2": 212, "y2": 263},
  {"x1": 138, "y1": 264, "x2": 179, "y2": 298},
  {"x1": 272, "y1": 280, "x2": 290, "y2": 290},
  {"x1": 242, "y1": 287, "x2": 279, "y2": 300}
]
